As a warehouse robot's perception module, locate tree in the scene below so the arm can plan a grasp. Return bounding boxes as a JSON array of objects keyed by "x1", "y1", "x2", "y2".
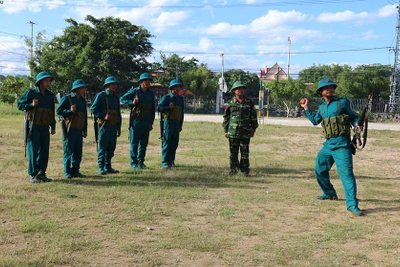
[
  {"x1": 152, "y1": 53, "x2": 199, "y2": 87},
  {"x1": 29, "y1": 15, "x2": 153, "y2": 94},
  {"x1": 221, "y1": 70, "x2": 260, "y2": 97},
  {"x1": 181, "y1": 66, "x2": 217, "y2": 101},
  {"x1": 0, "y1": 75, "x2": 29, "y2": 114},
  {"x1": 267, "y1": 78, "x2": 305, "y2": 117}
]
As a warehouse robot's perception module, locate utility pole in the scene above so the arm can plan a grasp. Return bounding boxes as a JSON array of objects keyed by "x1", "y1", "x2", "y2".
[
  {"x1": 287, "y1": 37, "x2": 291, "y2": 78},
  {"x1": 216, "y1": 53, "x2": 226, "y2": 113},
  {"x1": 28, "y1": 21, "x2": 35, "y2": 88},
  {"x1": 389, "y1": 2, "x2": 400, "y2": 113}
]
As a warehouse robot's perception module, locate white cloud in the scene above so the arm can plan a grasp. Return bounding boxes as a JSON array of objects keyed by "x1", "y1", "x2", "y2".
[
  {"x1": 250, "y1": 10, "x2": 308, "y2": 31},
  {"x1": 362, "y1": 30, "x2": 379, "y2": 40},
  {"x1": 317, "y1": 10, "x2": 369, "y2": 23},
  {"x1": 0, "y1": 36, "x2": 30, "y2": 75},
  {"x1": 205, "y1": 22, "x2": 247, "y2": 36},
  {"x1": 0, "y1": 0, "x2": 65, "y2": 14},
  {"x1": 45, "y1": 0, "x2": 66, "y2": 10},
  {"x1": 203, "y1": 10, "x2": 309, "y2": 38},
  {"x1": 151, "y1": 11, "x2": 190, "y2": 32},
  {"x1": 377, "y1": 4, "x2": 397, "y2": 18},
  {"x1": 245, "y1": 0, "x2": 263, "y2": 3}
]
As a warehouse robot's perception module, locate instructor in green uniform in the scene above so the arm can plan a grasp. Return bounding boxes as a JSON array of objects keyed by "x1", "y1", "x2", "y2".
[
  {"x1": 56, "y1": 79, "x2": 88, "y2": 178},
  {"x1": 18, "y1": 71, "x2": 56, "y2": 183},
  {"x1": 300, "y1": 78, "x2": 364, "y2": 216},
  {"x1": 223, "y1": 81, "x2": 258, "y2": 176},
  {"x1": 90, "y1": 76, "x2": 122, "y2": 175}
]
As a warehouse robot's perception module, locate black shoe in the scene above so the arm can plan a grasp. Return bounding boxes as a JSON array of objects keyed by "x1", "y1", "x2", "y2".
[
  {"x1": 36, "y1": 171, "x2": 52, "y2": 182},
  {"x1": 242, "y1": 172, "x2": 249, "y2": 177},
  {"x1": 229, "y1": 169, "x2": 237, "y2": 176},
  {"x1": 139, "y1": 163, "x2": 147, "y2": 169},
  {"x1": 73, "y1": 172, "x2": 86, "y2": 178},
  {"x1": 317, "y1": 194, "x2": 338, "y2": 200},
  {"x1": 107, "y1": 168, "x2": 119, "y2": 174}
]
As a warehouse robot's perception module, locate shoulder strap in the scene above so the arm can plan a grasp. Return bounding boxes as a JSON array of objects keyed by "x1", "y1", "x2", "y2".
[{"x1": 102, "y1": 91, "x2": 109, "y2": 113}]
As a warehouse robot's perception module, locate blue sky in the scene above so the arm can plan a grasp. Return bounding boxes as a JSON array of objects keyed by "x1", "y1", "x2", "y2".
[{"x1": 0, "y1": 0, "x2": 398, "y2": 78}]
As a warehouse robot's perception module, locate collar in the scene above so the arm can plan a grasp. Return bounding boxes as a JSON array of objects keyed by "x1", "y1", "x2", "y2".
[
  {"x1": 233, "y1": 97, "x2": 247, "y2": 103},
  {"x1": 322, "y1": 95, "x2": 338, "y2": 104},
  {"x1": 35, "y1": 86, "x2": 48, "y2": 94},
  {"x1": 70, "y1": 92, "x2": 77, "y2": 97}
]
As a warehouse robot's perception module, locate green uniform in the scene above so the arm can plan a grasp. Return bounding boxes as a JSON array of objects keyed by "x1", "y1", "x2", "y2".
[
  {"x1": 18, "y1": 87, "x2": 56, "y2": 181},
  {"x1": 305, "y1": 96, "x2": 360, "y2": 209},
  {"x1": 120, "y1": 86, "x2": 155, "y2": 169},
  {"x1": 223, "y1": 97, "x2": 258, "y2": 175},
  {"x1": 157, "y1": 92, "x2": 184, "y2": 168},
  {"x1": 90, "y1": 89, "x2": 122, "y2": 174},
  {"x1": 56, "y1": 92, "x2": 88, "y2": 178}
]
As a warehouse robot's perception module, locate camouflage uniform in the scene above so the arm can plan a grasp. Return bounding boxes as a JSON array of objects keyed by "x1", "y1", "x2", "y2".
[{"x1": 223, "y1": 83, "x2": 258, "y2": 175}]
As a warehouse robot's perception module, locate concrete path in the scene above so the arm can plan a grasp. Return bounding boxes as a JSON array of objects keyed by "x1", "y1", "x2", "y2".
[{"x1": 121, "y1": 113, "x2": 400, "y2": 131}]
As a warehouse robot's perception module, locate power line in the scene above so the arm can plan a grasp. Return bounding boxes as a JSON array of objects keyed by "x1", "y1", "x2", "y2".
[
  {"x1": 160, "y1": 46, "x2": 390, "y2": 56},
  {"x1": 19, "y1": 0, "x2": 370, "y2": 9},
  {"x1": 0, "y1": 49, "x2": 28, "y2": 56}
]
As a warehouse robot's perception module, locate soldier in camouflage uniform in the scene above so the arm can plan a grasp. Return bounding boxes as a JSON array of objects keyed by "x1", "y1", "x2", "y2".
[
  {"x1": 18, "y1": 71, "x2": 56, "y2": 183},
  {"x1": 223, "y1": 81, "x2": 258, "y2": 176},
  {"x1": 120, "y1": 73, "x2": 155, "y2": 170},
  {"x1": 300, "y1": 78, "x2": 364, "y2": 216}
]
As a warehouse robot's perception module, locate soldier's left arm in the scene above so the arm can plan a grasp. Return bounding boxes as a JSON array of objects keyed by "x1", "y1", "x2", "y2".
[
  {"x1": 250, "y1": 101, "x2": 258, "y2": 132},
  {"x1": 50, "y1": 93, "x2": 56, "y2": 131},
  {"x1": 117, "y1": 95, "x2": 122, "y2": 132}
]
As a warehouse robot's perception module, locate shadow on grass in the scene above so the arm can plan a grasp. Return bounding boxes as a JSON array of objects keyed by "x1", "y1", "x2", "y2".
[
  {"x1": 53, "y1": 165, "x2": 314, "y2": 189},
  {"x1": 358, "y1": 175, "x2": 400, "y2": 181},
  {"x1": 364, "y1": 206, "x2": 400, "y2": 214}
]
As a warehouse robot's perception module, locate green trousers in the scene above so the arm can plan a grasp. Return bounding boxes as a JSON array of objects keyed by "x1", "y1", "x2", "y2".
[{"x1": 315, "y1": 145, "x2": 358, "y2": 208}]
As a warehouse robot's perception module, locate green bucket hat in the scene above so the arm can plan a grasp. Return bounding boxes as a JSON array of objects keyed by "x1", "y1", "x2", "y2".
[
  {"x1": 103, "y1": 76, "x2": 119, "y2": 87},
  {"x1": 169, "y1": 79, "x2": 183, "y2": 89},
  {"x1": 316, "y1": 78, "x2": 337, "y2": 93},
  {"x1": 230, "y1": 81, "x2": 247, "y2": 93},
  {"x1": 138, "y1": 73, "x2": 153, "y2": 82},
  {"x1": 71, "y1": 79, "x2": 88, "y2": 92},
  {"x1": 35, "y1": 71, "x2": 53, "y2": 86}
]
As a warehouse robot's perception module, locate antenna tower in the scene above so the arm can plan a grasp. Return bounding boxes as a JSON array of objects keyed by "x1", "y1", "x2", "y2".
[{"x1": 389, "y1": 3, "x2": 400, "y2": 113}]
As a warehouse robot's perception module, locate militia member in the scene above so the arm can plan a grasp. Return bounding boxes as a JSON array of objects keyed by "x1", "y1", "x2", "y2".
[
  {"x1": 90, "y1": 76, "x2": 122, "y2": 175},
  {"x1": 18, "y1": 71, "x2": 56, "y2": 183},
  {"x1": 300, "y1": 78, "x2": 364, "y2": 216},
  {"x1": 56, "y1": 79, "x2": 88, "y2": 178},
  {"x1": 120, "y1": 73, "x2": 155, "y2": 170},
  {"x1": 157, "y1": 79, "x2": 185, "y2": 168},
  {"x1": 223, "y1": 81, "x2": 258, "y2": 176}
]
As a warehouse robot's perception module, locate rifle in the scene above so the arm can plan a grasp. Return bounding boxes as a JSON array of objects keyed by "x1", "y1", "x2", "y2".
[
  {"x1": 351, "y1": 94, "x2": 372, "y2": 154},
  {"x1": 159, "y1": 112, "x2": 164, "y2": 141},
  {"x1": 23, "y1": 111, "x2": 29, "y2": 157},
  {"x1": 128, "y1": 89, "x2": 138, "y2": 139},
  {"x1": 59, "y1": 95, "x2": 73, "y2": 143},
  {"x1": 93, "y1": 115, "x2": 99, "y2": 150}
]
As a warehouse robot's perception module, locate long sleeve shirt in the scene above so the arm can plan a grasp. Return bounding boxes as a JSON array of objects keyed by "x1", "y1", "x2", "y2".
[
  {"x1": 157, "y1": 92, "x2": 185, "y2": 127},
  {"x1": 90, "y1": 89, "x2": 122, "y2": 131},
  {"x1": 56, "y1": 92, "x2": 88, "y2": 133},
  {"x1": 305, "y1": 96, "x2": 359, "y2": 149},
  {"x1": 17, "y1": 87, "x2": 56, "y2": 130},
  {"x1": 120, "y1": 86, "x2": 156, "y2": 125}
]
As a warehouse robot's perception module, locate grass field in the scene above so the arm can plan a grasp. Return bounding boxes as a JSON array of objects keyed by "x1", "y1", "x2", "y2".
[{"x1": 1, "y1": 105, "x2": 400, "y2": 267}]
